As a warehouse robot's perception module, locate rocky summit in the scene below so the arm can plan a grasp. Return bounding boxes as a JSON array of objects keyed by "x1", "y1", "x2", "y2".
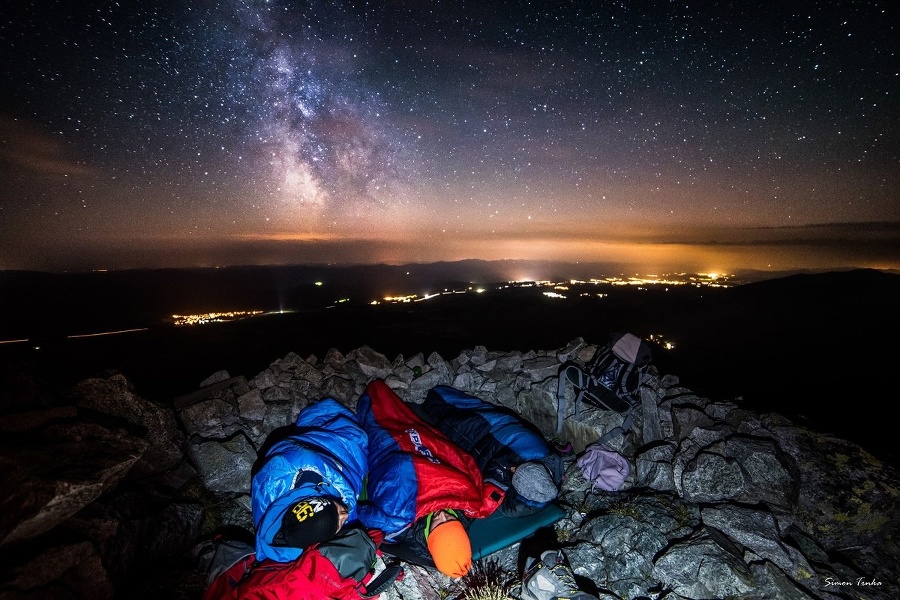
[{"x1": 1, "y1": 338, "x2": 898, "y2": 600}]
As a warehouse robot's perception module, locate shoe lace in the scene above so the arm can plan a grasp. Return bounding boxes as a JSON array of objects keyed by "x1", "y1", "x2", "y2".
[{"x1": 546, "y1": 558, "x2": 579, "y2": 592}]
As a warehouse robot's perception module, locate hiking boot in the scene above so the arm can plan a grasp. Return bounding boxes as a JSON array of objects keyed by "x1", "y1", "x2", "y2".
[{"x1": 520, "y1": 550, "x2": 599, "y2": 600}]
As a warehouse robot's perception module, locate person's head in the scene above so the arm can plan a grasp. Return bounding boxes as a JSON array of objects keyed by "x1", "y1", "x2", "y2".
[
  {"x1": 511, "y1": 462, "x2": 558, "y2": 504},
  {"x1": 425, "y1": 509, "x2": 471, "y2": 578},
  {"x1": 279, "y1": 496, "x2": 347, "y2": 550}
]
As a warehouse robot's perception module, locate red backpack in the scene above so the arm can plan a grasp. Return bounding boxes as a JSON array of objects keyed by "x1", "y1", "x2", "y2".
[{"x1": 203, "y1": 527, "x2": 401, "y2": 600}]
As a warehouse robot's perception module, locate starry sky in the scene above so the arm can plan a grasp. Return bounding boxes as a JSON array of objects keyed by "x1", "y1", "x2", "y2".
[{"x1": 1, "y1": 1, "x2": 898, "y2": 274}]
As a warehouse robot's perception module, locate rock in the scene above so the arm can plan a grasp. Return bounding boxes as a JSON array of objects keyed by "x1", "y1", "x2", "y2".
[
  {"x1": 199, "y1": 370, "x2": 231, "y2": 388},
  {"x1": 0, "y1": 420, "x2": 147, "y2": 548},
  {"x1": 0, "y1": 541, "x2": 115, "y2": 599},
  {"x1": 73, "y1": 373, "x2": 187, "y2": 475}
]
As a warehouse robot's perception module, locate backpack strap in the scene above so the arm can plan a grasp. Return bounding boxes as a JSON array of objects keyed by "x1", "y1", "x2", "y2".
[
  {"x1": 360, "y1": 558, "x2": 404, "y2": 598},
  {"x1": 596, "y1": 406, "x2": 634, "y2": 445},
  {"x1": 558, "y1": 360, "x2": 638, "y2": 444},
  {"x1": 556, "y1": 362, "x2": 588, "y2": 438}
]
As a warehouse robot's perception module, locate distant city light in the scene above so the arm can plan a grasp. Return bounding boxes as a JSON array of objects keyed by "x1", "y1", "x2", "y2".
[
  {"x1": 648, "y1": 333, "x2": 676, "y2": 350},
  {"x1": 172, "y1": 310, "x2": 264, "y2": 326}
]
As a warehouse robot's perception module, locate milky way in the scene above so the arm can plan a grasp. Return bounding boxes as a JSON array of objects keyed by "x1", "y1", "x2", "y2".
[{"x1": 1, "y1": 1, "x2": 897, "y2": 272}]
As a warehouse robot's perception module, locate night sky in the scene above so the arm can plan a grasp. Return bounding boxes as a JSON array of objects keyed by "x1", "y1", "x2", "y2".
[{"x1": 2, "y1": 1, "x2": 898, "y2": 274}]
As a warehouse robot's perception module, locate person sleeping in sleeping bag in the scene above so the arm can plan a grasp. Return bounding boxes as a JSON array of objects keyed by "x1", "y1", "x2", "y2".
[
  {"x1": 419, "y1": 385, "x2": 563, "y2": 517},
  {"x1": 355, "y1": 379, "x2": 505, "y2": 579},
  {"x1": 250, "y1": 397, "x2": 368, "y2": 563}
]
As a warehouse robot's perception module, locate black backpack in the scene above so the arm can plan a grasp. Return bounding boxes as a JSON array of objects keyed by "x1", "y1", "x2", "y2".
[{"x1": 556, "y1": 332, "x2": 653, "y2": 443}]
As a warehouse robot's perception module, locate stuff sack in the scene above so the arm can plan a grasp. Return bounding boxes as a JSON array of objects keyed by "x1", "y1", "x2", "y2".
[
  {"x1": 203, "y1": 527, "x2": 401, "y2": 600},
  {"x1": 576, "y1": 442, "x2": 630, "y2": 492},
  {"x1": 556, "y1": 332, "x2": 653, "y2": 441}
]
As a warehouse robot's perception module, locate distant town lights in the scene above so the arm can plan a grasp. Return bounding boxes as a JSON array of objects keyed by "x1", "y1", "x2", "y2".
[{"x1": 172, "y1": 310, "x2": 263, "y2": 326}]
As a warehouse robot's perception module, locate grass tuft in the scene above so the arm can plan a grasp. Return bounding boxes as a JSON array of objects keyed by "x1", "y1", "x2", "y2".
[{"x1": 448, "y1": 558, "x2": 518, "y2": 600}]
